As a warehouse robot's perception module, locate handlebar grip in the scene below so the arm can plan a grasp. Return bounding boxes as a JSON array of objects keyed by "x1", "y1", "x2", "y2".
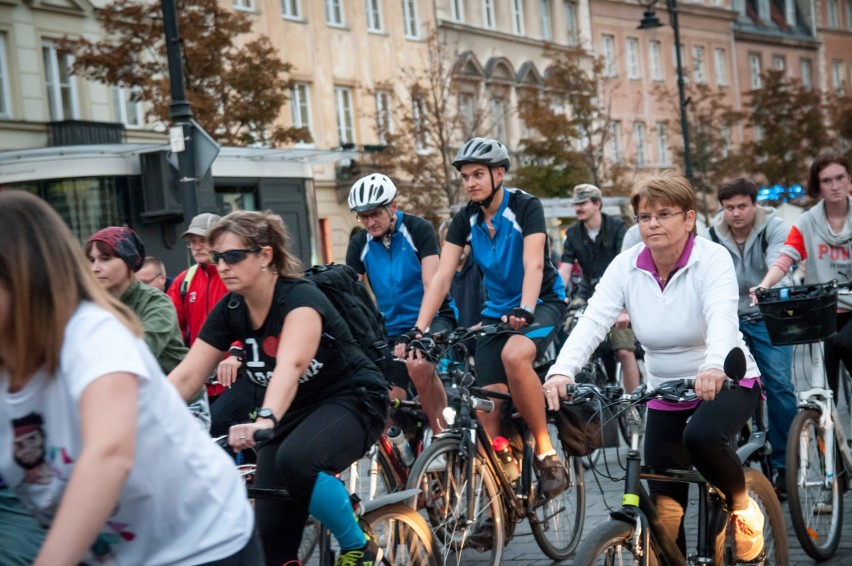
[
  {"x1": 254, "y1": 429, "x2": 274, "y2": 443},
  {"x1": 470, "y1": 397, "x2": 495, "y2": 413}
]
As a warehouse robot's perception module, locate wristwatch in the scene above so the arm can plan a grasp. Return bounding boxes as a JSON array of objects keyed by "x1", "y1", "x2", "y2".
[
  {"x1": 520, "y1": 304, "x2": 536, "y2": 314},
  {"x1": 228, "y1": 345, "x2": 246, "y2": 363},
  {"x1": 256, "y1": 408, "x2": 278, "y2": 427}
]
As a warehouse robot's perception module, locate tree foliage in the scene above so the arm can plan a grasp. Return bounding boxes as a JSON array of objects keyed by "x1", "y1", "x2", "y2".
[
  {"x1": 60, "y1": 0, "x2": 308, "y2": 146},
  {"x1": 514, "y1": 46, "x2": 626, "y2": 198},
  {"x1": 743, "y1": 69, "x2": 830, "y2": 187}
]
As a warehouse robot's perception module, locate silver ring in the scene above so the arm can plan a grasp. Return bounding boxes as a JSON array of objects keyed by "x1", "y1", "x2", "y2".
[{"x1": 239, "y1": 435, "x2": 247, "y2": 440}]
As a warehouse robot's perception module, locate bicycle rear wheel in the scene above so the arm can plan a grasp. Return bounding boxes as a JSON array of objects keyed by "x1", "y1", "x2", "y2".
[
  {"x1": 572, "y1": 519, "x2": 659, "y2": 566},
  {"x1": 362, "y1": 503, "x2": 440, "y2": 566},
  {"x1": 341, "y1": 444, "x2": 399, "y2": 502},
  {"x1": 529, "y1": 420, "x2": 585, "y2": 559},
  {"x1": 405, "y1": 437, "x2": 505, "y2": 565},
  {"x1": 786, "y1": 408, "x2": 844, "y2": 560},
  {"x1": 717, "y1": 468, "x2": 788, "y2": 565}
]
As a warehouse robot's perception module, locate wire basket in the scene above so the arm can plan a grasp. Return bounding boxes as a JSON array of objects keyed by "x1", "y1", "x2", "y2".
[{"x1": 756, "y1": 282, "x2": 838, "y2": 345}]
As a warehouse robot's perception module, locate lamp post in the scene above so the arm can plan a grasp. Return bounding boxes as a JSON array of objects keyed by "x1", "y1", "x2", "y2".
[{"x1": 638, "y1": 0, "x2": 693, "y2": 183}]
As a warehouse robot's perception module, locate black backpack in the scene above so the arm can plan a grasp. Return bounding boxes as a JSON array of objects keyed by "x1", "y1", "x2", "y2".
[{"x1": 304, "y1": 264, "x2": 392, "y2": 373}]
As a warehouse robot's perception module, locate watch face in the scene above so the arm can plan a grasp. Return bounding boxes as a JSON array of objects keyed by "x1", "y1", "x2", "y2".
[{"x1": 258, "y1": 409, "x2": 273, "y2": 418}]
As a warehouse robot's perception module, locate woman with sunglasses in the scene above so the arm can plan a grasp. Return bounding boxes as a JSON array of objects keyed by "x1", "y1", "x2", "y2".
[
  {"x1": 0, "y1": 191, "x2": 259, "y2": 565},
  {"x1": 168, "y1": 210, "x2": 389, "y2": 566},
  {"x1": 754, "y1": 151, "x2": 852, "y2": 401}
]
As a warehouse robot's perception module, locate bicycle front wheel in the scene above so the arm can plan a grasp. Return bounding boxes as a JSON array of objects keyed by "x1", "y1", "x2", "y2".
[
  {"x1": 406, "y1": 436, "x2": 505, "y2": 565},
  {"x1": 362, "y1": 502, "x2": 440, "y2": 566},
  {"x1": 572, "y1": 519, "x2": 659, "y2": 566},
  {"x1": 530, "y1": 420, "x2": 585, "y2": 559},
  {"x1": 786, "y1": 408, "x2": 844, "y2": 560}
]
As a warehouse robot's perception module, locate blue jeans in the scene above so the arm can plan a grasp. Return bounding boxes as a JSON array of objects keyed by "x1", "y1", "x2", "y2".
[{"x1": 740, "y1": 320, "x2": 797, "y2": 469}]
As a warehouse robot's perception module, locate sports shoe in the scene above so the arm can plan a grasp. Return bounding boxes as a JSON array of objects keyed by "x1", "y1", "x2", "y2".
[
  {"x1": 773, "y1": 468, "x2": 787, "y2": 502},
  {"x1": 335, "y1": 535, "x2": 383, "y2": 566},
  {"x1": 535, "y1": 454, "x2": 568, "y2": 499},
  {"x1": 731, "y1": 496, "x2": 765, "y2": 562}
]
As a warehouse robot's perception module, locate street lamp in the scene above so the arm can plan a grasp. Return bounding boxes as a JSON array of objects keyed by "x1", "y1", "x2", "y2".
[{"x1": 638, "y1": 0, "x2": 693, "y2": 183}]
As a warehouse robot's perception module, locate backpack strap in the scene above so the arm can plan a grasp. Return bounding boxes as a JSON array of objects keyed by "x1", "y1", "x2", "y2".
[
  {"x1": 708, "y1": 226, "x2": 720, "y2": 244},
  {"x1": 180, "y1": 263, "x2": 201, "y2": 300}
]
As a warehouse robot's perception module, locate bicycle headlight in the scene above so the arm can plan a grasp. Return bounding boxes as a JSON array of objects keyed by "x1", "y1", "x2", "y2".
[{"x1": 442, "y1": 406, "x2": 457, "y2": 426}]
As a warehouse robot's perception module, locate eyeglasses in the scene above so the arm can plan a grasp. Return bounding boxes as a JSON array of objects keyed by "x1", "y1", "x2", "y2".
[
  {"x1": 185, "y1": 236, "x2": 206, "y2": 248},
  {"x1": 139, "y1": 274, "x2": 163, "y2": 285},
  {"x1": 634, "y1": 210, "x2": 687, "y2": 224},
  {"x1": 356, "y1": 208, "x2": 387, "y2": 223},
  {"x1": 209, "y1": 247, "x2": 261, "y2": 265}
]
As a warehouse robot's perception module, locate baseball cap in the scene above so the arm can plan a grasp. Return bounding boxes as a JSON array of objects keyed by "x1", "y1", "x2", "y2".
[
  {"x1": 181, "y1": 213, "x2": 221, "y2": 239},
  {"x1": 572, "y1": 184, "x2": 602, "y2": 203}
]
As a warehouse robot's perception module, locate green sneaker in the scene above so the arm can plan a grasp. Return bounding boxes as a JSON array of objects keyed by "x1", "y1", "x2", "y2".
[{"x1": 335, "y1": 535, "x2": 383, "y2": 566}]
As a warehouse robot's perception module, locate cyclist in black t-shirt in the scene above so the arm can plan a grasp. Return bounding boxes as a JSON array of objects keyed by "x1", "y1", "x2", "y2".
[{"x1": 169, "y1": 211, "x2": 388, "y2": 566}]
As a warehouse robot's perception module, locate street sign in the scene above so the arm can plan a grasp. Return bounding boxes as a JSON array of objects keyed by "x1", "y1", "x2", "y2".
[{"x1": 191, "y1": 119, "x2": 220, "y2": 178}]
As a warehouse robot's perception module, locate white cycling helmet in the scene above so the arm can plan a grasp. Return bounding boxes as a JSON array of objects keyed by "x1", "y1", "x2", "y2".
[
  {"x1": 452, "y1": 137, "x2": 511, "y2": 172},
  {"x1": 348, "y1": 174, "x2": 398, "y2": 212}
]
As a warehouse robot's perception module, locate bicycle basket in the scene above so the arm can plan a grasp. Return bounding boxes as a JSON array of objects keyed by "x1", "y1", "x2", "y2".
[
  {"x1": 757, "y1": 283, "x2": 837, "y2": 345},
  {"x1": 552, "y1": 372, "x2": 619, "y2": 456}
]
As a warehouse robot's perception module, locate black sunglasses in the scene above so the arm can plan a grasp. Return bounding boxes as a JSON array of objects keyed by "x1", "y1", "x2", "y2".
[{"x1": 210, "y1": 247, "x2": 261, "y2": 265}]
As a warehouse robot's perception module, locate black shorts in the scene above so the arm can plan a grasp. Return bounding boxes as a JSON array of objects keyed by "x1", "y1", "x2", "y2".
[
  {"x1": 474, "y1": 301, "x2": 567, "y2": 387},
  {"x1": 386, "y1": 315, "x2": 456, "y2": 390}
]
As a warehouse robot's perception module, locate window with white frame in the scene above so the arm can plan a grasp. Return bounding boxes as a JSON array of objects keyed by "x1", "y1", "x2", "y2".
[
  {"x1": 602, "y1": 35, "x2": 616, "y2": 77},
  {"x1": 649, "y1": 40, "x2": 663, "y2": 81},
  {"x1": 483, "y1": 0, "x2": 496, "y2": 29},
  {"x1": 375, "y1": 90, "x2": 392, "y2": 144},
  {"x1": 491, "y1": 97, "x2": 507, "y2": 142},
  {"x1": 366, "y1": 0, "x2": 383, "y2": 31},
  {"x1": 234, "y1": 0, "x2": 254, "y2": 11},
  {"x1": 564, "y1": 0, "x2": 579, "y2": 45},
  {"x1": 828, "y1": 0, "x2": 838, "y2": 27},
  {"x1": 413, "y1": 95, "x2": 430, "y2": 152},
  {"x1": 757, "y1": 0, "x2": 769, "y2": 20},
  {"x1": 42, "y1": 41, "x2": 78, "y2": 121},
  {"x1": 847, "y1": 0, "x2": 852, "y2": 29},
  {"x1": 714, "y1": 48, "x2": 728, "y2": 86},
  {"x1": 459, "y1": 92, "x2": 475, "y2": 135},
  {"x1": 113, "y1": 86, "x2": 142, "y2": 128},
  {"x1": 749, "y1": 53, "x2": 762, "y2": 89},
  {"x1": 721, "y1": 126, "x2": 731, "y2": 157},
  {"x1": 633, "y1": 122, "x2": 646, "y2": 166},
  {"x1": 693, "y1": 46, "x2": 706, "y2": 83},
  {"x1": 290, "y1": 83, "x2": 312, "y2": 139},
  {"x1": 0, "y1": 34, "x2": 10, "y2": 118},
  {"x1": 326, "y1": 0, "x2": 345, "y2": 26},
  {"x1": 626, "y1": 38, "x2": 641, "y2": 79},
  {"x1": 773, "y1": 55, "x2": 786, "y2": 71},
  {"x1": 610, "y1": 121, "x2": 622, "y2": 162},
  {"x1": 540, "y1": 0, "x2": 552, "y2": 40},
  {"x1": 511, "y1": 0, "x2": 525, "y2": 34},
  {"x1": 335, "y1": 86, "x2": 355, "y2": 145},
  {"x1": 786, "y1": 0, "x2": 797, "y2": 26},
  {"x1": 402, "y1": 0, "x2": 419, "y2": 38},
  {"x1": 656, "y1": 123, "x2": 668, "y2": 166},
  {"x1": 832, "y1": 60, "x2": 844, "y2": 92},
  {"x1": 800, "y1": 58, "x2": 813, "y2": 89},
  {"x1": 281, "y1": 0, "x2": 301, "y2": 19},
  {"x1": 451, "y1": 0, "x2": 465, "y2": 22}
]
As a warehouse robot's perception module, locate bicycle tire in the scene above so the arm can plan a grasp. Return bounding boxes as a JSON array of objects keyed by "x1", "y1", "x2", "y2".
[
  {"x1": 362, "y1": 502, "x2": 441, "y2": 566},
  {"x1": 785, "y1": 408, "x2": 844, "y2": 560},
  {"x1": 529, "y1": 420, "x2": 585, "y2": 560},
  {"x1": 572, "y1": 519, "x2": 659, "y2": 566},
  {"x1": 405, "y1": 437, "x2": 505, "y2": 565},
  {"x1": 717, "y1": 468, "x2": 788, "y2": 565}
]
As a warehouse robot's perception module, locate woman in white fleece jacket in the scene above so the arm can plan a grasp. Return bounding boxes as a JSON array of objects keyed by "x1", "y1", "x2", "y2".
[
  {"x1": 544, "y1": 172, "x2": 765, "y2": 560},
  {"x1": 755, "y1": 151, "x2": 852, "y2": 401}
]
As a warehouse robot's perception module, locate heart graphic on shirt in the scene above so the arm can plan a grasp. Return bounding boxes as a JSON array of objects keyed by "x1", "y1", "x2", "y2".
[{"x1": 263, "y1": 336, "x2": 279, "y2": 357}]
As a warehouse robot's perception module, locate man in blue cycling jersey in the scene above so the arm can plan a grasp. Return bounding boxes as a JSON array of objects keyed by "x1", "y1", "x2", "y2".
[
  {"x1": 400, "y1": 137, "x2": 569, "y2": 499},
  {"x1": 346, "y1": 174, "x2": 458, "y2": 433}
]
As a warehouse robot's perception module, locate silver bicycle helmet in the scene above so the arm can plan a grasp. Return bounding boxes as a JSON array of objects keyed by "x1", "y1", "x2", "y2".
[
  {"x1": 348, "y1": 174, "x2": 398, "y2": 212},
  {"x1": 452, "y1": 137, "x2": 511, "y2": 172}
]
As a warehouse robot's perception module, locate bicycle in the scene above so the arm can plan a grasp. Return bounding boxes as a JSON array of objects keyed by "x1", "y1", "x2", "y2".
[
  {"x1": 228, "y1": 429, "x2": 440, "y2": 566},
  {"x1": 571, "y1": 348, "x2": 789, "y2": 566},
  {"x1": 755, "y1": 280, "x2": 852, "y2": 560},
  {"x1": 404, "y1": 324, "x2": 585, "y2": 564}
]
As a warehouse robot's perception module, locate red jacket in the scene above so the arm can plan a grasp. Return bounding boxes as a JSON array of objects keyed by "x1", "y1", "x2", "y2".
[{"x1": 168, "y1": 263, "x2": 229, "y2": 396}]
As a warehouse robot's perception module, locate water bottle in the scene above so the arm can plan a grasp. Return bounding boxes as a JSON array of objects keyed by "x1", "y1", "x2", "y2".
[
  {"x1": 387, "y1": 426, "x2": 415, "y2": 467},
  {"x1": 492, "y1": 436, "x2": 520, "y2": 483}
]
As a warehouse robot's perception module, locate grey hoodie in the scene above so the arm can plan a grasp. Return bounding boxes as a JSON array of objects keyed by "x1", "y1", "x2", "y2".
[{"x1": 701, "y1": 205, "x2": 792, "y2": 316}]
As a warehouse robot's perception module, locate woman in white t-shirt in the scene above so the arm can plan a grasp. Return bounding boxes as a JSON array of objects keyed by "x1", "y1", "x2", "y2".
[{"x1": 0, "y1": 191, "x2": 259, "y2": 566}]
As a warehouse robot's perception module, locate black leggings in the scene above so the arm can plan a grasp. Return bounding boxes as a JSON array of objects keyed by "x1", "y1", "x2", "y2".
[
  {"x1": 643, "y1": 385, "x2": 760, "y2": 552},
  {"x1": 824, "y1": 311, "x2": 852, "y2": 400},
  {"x1": 254, "y1": 399, "x2": 382, "y2": 564}
]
